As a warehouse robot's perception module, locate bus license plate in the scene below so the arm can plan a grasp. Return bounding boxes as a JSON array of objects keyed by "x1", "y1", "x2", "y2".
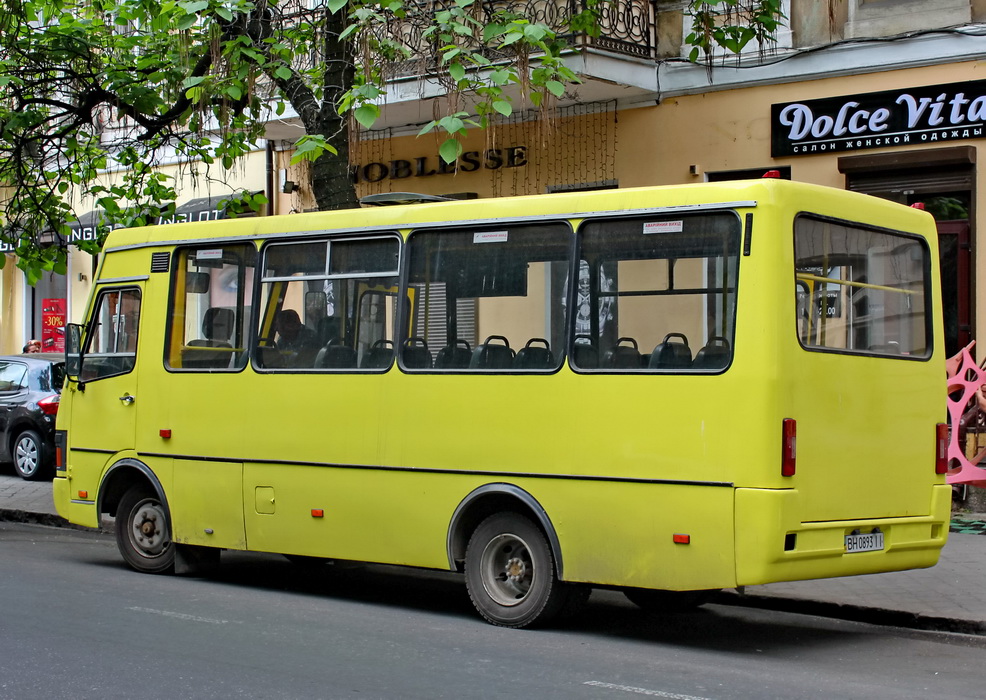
[{"x1": 845, "y1": 532, "x2": 884, "y2": 553}]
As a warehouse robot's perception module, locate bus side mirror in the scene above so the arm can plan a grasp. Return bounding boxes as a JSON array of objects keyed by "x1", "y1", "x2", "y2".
[{"x1": 65, "y1": 323, "x2": 83, "y2": 379}]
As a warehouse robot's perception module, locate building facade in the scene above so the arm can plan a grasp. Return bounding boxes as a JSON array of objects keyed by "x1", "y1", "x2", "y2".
[{"x1": 4, "y1": 0, "x2": 986, "y2": 359}]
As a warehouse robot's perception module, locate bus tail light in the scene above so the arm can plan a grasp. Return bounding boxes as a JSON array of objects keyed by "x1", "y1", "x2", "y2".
[
  {"x1": 55, "y1": 429, "x2": 67, "y2": 472},
  {"x1": 782, "y1": 419, "x2": 797, "y2": 476},
  {"x1": 936, "y1": 423, "x2": 949, "y2": 474}
]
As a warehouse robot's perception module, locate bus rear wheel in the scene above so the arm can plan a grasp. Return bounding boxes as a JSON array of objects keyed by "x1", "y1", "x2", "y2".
[
  {"x1": 116, "y1": 486, "x2": 175, "y2": 574},
  {"x1": 623, "y1": 588, "x2": 719, "y2": 613},
  {"x1": 465, "y1": 512, "x2": 579, "y2": 628}
]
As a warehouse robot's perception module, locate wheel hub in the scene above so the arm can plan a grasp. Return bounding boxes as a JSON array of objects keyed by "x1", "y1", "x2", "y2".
[
  {"x1": 130, "y1": 501, "x2": 169, "y2": 557},
  {"x1": 505, "y1": 557, "x2": 527, "y2": 583},
  {"x1": 480, "y1": 534, "x2": 535, "y2": 607}
]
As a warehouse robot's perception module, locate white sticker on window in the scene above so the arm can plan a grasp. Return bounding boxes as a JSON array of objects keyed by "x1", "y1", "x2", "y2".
[
  {"x1": 197, "y1": 248, "x2": 224, "y2": 260},
  {"x1": 474, "y1": 231, "x2": 509, "y2": 244},
  {"x1": 643, "y1": 221, "x2": 683, "y2": 235}
]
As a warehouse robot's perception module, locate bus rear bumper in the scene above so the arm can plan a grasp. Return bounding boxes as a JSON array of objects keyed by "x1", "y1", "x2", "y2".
[{"x1": 734, "y1": 484, "x2": 951, "y2": 586}]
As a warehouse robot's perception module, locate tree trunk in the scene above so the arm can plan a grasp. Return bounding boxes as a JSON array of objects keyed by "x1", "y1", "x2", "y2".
[{"x1": 308, "y1": 8, "x2": 359, "y2": 211}]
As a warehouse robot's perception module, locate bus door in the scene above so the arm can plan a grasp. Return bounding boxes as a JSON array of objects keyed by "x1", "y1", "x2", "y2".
[{"x1": 65, "y1": 285, "x2": 144, "y2": 479}]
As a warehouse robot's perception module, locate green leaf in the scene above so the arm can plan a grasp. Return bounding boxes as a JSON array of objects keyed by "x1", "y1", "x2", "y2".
[
  {"x1": 438, "y1": 138, "x2": 462, "y2": 164},
  {"x1": 501, "y1": 32, "x2": 523, "y2": 47},
  {"x1": 354, "y1": 104, "x2": 380, "y2": 129},
  {"x1": 328, "y1": 0, "x2": 347, "y2": 12},
  {"x1": 179, "y1": 0, "x2": 209, "y2": 13},
  {"x1": 490, "y1": 69, "x2": 511, "y2": 85},
  {"x1": 545, "y1": 80, "x2": 565, "y2": 98},
  {"x1": 492, "y1": 100, "x2": 512, "y2": 116}
]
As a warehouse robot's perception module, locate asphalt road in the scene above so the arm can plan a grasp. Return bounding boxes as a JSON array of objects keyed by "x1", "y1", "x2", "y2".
[{"x1": 2, "y1": 521, "x2": 984, "y2": 700}]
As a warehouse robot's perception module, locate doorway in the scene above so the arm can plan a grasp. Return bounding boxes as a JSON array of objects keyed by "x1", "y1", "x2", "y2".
[{"x1": 839, "y1": 147, "x2": 975, "y2": 358}]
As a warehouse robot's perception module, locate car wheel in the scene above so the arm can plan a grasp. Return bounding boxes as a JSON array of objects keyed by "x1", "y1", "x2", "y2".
[
  {"x1": 464, "y1": 512, "x2": 580, "y2": 628},
  {"x1": 115, "y1": 486, "x2": 175, "y2": 574},
  {"x1": 12, "y1": 429, "x2": 46, "y2": 481}
]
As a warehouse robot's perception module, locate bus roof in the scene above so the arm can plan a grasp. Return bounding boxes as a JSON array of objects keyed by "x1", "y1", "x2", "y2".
[{"x1": 101, "y1": 179, "x2": 936, "y2": 252}]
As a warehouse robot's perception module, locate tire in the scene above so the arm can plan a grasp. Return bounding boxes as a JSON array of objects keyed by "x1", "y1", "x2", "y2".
[
  {"x1": 623, "y1": 587, "x2": 719, "y2": 613},
  {"x1": 464, "y1": 512, "x2": 580, "y2": 628},
  {"x1": 12, "y1": 430, "x2": 46, "y2": 481},
  {"x1": 115, "y1": 486, "x2": 175, "y2": 574}
]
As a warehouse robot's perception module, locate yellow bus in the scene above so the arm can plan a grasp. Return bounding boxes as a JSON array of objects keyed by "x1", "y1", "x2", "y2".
[{"x1": 54, "y1": 178, "x2": 950, "y2": 628}]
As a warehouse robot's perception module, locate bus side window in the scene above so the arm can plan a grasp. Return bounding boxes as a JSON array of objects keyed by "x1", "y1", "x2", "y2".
[
  {"x1": 258, "y1": 236, "x2": 401, "y2": 372},
  {"x1": 574, "y1": 213, "x2": 740, "y2": 373},
  {"x1": 166, "y1": 244, "x2": 256, "y2": 372},
  {"x1": 404, "y1": 223, "x2": 573, "y2": 372}
]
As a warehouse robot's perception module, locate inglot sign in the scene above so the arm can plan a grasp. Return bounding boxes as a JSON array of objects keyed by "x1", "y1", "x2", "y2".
[{"x1": 771, "y1": 79, "x2": 986, "y2": 157}]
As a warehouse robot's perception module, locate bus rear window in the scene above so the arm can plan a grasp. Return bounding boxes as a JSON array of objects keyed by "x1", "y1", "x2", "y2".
[{"x1": 794, "y1": 216, "x2": 930, "y2": 358}]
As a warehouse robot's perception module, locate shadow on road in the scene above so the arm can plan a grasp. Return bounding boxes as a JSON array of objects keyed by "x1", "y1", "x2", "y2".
[{"x1": 165, "y1": 548, "x2": 874, "y2": 653}]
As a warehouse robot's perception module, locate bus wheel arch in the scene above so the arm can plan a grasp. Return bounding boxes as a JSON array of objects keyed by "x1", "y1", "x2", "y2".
[
  {"x1": 447, "y1": 483, "x2": 563, "y2": 577},
  {"x1": 99, "y1": 459, "x2": 175, "y2": 574},
  {"x1": 98, "y1": 458, "x2": 169, "y2": 520},
  {"x1": 449, "y1": 484, "x2": 590, "y2": 627}
]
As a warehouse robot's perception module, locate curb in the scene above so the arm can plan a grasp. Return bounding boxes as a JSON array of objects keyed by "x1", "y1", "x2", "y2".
[
  {"x1": 0, "y1": 507, "x2": 101, "y2": 533},
  {"x1": 714, "y1": 590, "x2": 986, "y2": 636}
]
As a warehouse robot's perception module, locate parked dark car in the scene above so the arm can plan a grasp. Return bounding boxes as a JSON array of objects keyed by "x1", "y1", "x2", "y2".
[{"x1": 0, "y1": 353, "x2": 64, "y2": 480}]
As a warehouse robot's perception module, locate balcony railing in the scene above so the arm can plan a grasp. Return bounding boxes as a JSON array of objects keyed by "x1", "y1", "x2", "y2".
[
  {"x1": 387, "y1": 0, "x2": 656, "y2": 79},
  {"x1": 297, "y1": 0, "x2": 658, "y2": 81}
]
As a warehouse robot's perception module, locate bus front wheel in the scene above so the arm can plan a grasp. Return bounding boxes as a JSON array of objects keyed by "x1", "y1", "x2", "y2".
[
  {"x1": 464, "y1": 512, "x2": 581, "y2": 628},
  {"x1": 116, "y1": 486, "x2": 175, "y2": 574}
]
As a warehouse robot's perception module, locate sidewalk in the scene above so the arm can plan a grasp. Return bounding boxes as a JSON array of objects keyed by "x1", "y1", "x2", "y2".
[{"x1": 2, "y1": 471, "x2": 984, "y2": 634}]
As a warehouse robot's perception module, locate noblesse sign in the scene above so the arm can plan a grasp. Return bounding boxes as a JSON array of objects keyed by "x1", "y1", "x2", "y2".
[{"x1": 772, "y1": 80, "x2": 986, "y2": 157}]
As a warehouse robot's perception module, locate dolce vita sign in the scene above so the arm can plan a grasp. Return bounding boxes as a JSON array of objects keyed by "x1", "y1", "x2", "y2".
[{"x1": 771, "y1": 80, "x2": 986, "y2": 157}]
